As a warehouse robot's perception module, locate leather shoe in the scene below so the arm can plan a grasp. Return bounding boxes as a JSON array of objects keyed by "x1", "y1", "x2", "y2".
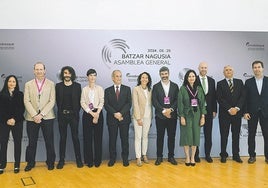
[
  {"x1": 265, "y1": 158, "x2": 268, "y2": 164},
  {"x1": 168, "y1": 157, "x2": 178, "y2": 165},
  {"x1": 24, "y1": 163, "x2": 35, "y2": 172},
  {"x1": 154, "y1": 157, "x2": 163, "y2": 166},
  {"x1": 0, "y1": 169, "x2": 4, "y2": 174},
  {"x1": 233, "y1": 156, "x2": 243, "y2": 163},
  {"x1": 123, "y1": 160, "x2": 129, "y2": 167},
  {"x1": 205, "y1": 156, "x2": 213, "y2": 163},
  {"x1": 220, "y1": 157, "x2": 227, "y2": 163},
  {"x1": 190, "y1": 163, "x2": 196, "y2": 166},
  {"x1": 248, "y1": 156, "x2": 256, "y2": 164},
  {"x1": 195, "y1": 156, "x2": 201, "y2": 163},
  {"x1": 56, "y1": 161, "x2": 64, "y2": 169},
  {"x1": 108, "y1": 160, "x2": 115, "y2": 167},
  {"x1": 95, "y1": 163, "x2": 101, "y2": 168},
  {"x1": 48, "y1": 164, "x2": 54, "y2": 170},
  {"x1": 185, "y1": 163, "x2": 191, "y2": 166},
  {"x1": 76, "y1": 161, "x2": 83, "y2": 168},
  {"x1": 14, "y1": 168, "x2": 20, "y2": 173}
]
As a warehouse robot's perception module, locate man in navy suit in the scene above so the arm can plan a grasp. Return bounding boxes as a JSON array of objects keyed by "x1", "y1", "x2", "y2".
[
  {"x1": 195, "y1": 62, "x2": 217, "y2": 163},
  {"x1": 55, "y1": 66, "x2": 83, "y2": 169},
  {"x1": 152, "y1": 66, "x2": 179, "y2": 165},
  {"x1": 104, "y1": 70, "x2": 131, "y2": 167},
  {"x1": 244, "y1": 61, "x2": 268, "y2": 164},
  {"x1": 217, "y1": 65, "x2": 245, "y2": 163}
]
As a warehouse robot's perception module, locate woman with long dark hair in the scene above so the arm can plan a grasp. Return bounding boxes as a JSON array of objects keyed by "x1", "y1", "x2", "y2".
[
  {"x1": 0, "y1": 75, "x2": 24, "y2": 174},
  {"x1": 178, "y1": 70, "x2": 206, "y2": 166}
]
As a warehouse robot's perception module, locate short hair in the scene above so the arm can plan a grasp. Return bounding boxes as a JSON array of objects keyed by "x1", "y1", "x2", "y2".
[
  {"x1": 159, "y1": 66, "x2": 169, "y2": 74},
  {"x1": 34, "y1": 62, "x2": 46, "y2": 70},
  {"x1": 86, "y1": 69, "x2": 97, "y2": 76},
  {"x1": 60, "y1": 66, "x2": 77, "y2": 81},
  {"x1": 137, "y1": 72, "x2": 152, "y2": 91},
  {"x1": 112, "y1": 70, "x2": 121, "y2": 77},
  {"x1": 252, "y1": 60, "x2": 264, "y2": 68}
]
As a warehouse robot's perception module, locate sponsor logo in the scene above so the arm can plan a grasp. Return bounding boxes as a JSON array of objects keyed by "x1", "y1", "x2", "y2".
[
  {"x1": 0, "y1": 42, "x2": 15, "y2": 50},
  {"x1": 246, "y1": 42, "x2": 264, "y2": 51}
]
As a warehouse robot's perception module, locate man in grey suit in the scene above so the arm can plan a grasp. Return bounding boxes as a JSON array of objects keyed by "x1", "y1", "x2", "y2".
[
  {"x1": 152, "y1": 66, "x2": 179, "y2": 165},
  {"x1": 244, "y1": 60, "x2": 268, "y2": 164},
  {"x1": 24, "y1": 62, "x2": 56, "y2": 171}
]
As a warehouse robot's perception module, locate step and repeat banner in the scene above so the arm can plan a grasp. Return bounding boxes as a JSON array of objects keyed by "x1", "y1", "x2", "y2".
[{"x1": 0, "y1": 30, "x2": 267, "y2": 161}]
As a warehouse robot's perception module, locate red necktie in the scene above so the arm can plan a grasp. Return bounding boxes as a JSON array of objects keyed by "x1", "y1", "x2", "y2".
[{"x1": 116, "y1": 86, "x2": 120, "y2": 100}]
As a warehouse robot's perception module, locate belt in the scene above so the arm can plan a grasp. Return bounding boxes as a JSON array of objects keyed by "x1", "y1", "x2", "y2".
[{"x1": 62, "y1": 110, "x2": 74, "y2": 114}]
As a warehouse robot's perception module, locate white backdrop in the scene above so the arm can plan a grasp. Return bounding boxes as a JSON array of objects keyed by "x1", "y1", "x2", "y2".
[{"x1": 0, "y1": 30, "x2": 267, "y2": 161}]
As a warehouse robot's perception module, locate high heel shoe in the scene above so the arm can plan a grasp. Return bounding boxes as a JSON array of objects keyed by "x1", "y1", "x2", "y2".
[
  {"x1": 185, "y1": 163, "x2": 191, "y2": 166},
  {"x1": 190, "y1": 162, "x2": 196, "y2": 166}
]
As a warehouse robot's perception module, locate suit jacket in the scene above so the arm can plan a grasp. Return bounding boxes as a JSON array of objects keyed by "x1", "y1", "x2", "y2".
[
  {"x1": 0, "y1": 91, "x2": 25, "y2": 124},
  {"x1": 24, "y1": 78, "x2": 55, "y2": 121},
  {"x1": 244, "y1": 76, "x2": 268, "y2": 118},
  {"x1": 197, "y1": 76, "x2": 217, "y2": 115},
  {"x1": 56, "y1": 81, "x2": 81, "y2": 120},
  {"x1": 132, "y1": 85, "x2": 152, "y2": 120},
  {"x1": 152, "y1": 81, "x2": 179, "y2": 119},
  {"x1": 216, "y1": 78, "x2": 246, "y2": 117},
  {"x1": 104, "y1": 84, "x2": 131, "y2": 125}
]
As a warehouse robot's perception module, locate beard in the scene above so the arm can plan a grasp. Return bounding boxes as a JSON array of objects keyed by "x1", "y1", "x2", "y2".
[{"x1": 64, "y1": 76, "x2": 71, "y2": 82}]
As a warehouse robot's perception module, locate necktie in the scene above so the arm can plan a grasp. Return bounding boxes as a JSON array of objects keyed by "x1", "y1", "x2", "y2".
[
  {"x1": 201, "y1": 77, "x2": 206, "y2": 94},
  {"x1": 229, "y1": 79, "x2": 233, "y2": 93},
  {"x1": 116, "y1": 86, "x2": 120, "y2": 100}
]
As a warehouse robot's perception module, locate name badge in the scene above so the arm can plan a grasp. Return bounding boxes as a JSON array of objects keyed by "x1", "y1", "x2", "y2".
[
  {"x1": 191, "y1": 99, "x2": 198, "y2": 107},
  {"x1": 164, "y1": 97, "x2": 170, "y2": 104},
  {"x1": 89, "y1": 103, "x2": 94, "y2": 110}
]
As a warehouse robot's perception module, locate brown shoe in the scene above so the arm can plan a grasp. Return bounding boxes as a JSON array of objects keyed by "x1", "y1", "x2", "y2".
[
  {"x1": 142, "y1": 155, "x2": 149, "y2": 164},
  {"x1": 137, "y1": 158, "x2": 142, "y2": 167}
]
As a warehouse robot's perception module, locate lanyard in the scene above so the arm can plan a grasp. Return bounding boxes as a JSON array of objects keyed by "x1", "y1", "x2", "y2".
[
  {"x1": 186, "y1": 85, "x2": 198, "y2": 98},
  {"x1": 35, "y1": 78, "x2": 46, "y2": 95}
]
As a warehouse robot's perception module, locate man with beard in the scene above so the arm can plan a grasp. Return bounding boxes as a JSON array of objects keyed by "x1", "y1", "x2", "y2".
[
  {"x1": 152, "y1": 66, "x2": 179, "y2": 165},
  {"x1": 55, "y1": 66, "x2": 83, "y2": 169}
]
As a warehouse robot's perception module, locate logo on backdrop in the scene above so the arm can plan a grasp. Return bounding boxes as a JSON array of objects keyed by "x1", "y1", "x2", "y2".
[
  {"x1": 246, "y1": 42, "x2": 264, "y2": 51},
  {"x1": 0, "y1": 42, "x2": 15, "y2": 50},
  {"x1": 102, "y1": 39, "x2": 172, "y2": 68}
]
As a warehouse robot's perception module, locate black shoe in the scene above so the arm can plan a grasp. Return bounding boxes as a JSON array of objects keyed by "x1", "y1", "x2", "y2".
[
  {"x1": 233, "y1": 156, "x2": 243, "y2": 163},
  {"x1": 48, "y1": 164, "x2": 54, "y2": 170},
  {"x1": 185, "y1": 163, "x2": 191, "y2": 166},
  {"x1": 108, "y1": 160, "x2": 115, "y2": 167},
  {"x1": 168, "y1": 157, "x2": 178, "y2": 165},
  {"x1": 190, "y1": 163, "x2": 196, "y2": 166},
  {"x1": 195, "y1": 156, "x2": 201, "y2": 163},
  {"x1": 0, "y1": 169, "x2": 3, "y2": 174},
  {"x1": 87, "y1": 163, "x2": 93, "y2": 168},
  {"x1": 56, "y1": 161, "x2": 65, "y2": 169},
  {"x1": 95, "y1": 162, "x2": 101, "y2": 168},
  {"x1": 154, "y1": 157, "x2": 163, "y2": 166},
  {"x1": 14, "y1": 168, "x2": 20, "y2": 173},
  {"x1": 265, "y1": 158, "x2": 268, "y2": 164},
  {"x1": 123, "y1": 160, "x2": 129, "y2": 167},
  {"x1": 76, "y1": 161, "x2": 83, "y2": 168},
  {"x1": 24, "y1": 163, "x2": 35, "y2": 172},
  {"x1": 205, "y1": 156, "x2": 213, "y2": 163},
  {"x1": 220, "y1": 157, "x2": 227, "y2": 163},
  {"x1": 248, "y1": 156, "x2": 256, "y2": 164}
]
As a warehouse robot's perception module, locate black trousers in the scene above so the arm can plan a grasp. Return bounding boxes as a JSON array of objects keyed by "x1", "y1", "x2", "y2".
[
  {"x1": 248, "y1": 111, "x2": 268, "y2": 159},
  {"x1": 58, "y1": 114, "x2": 82, "y2": 162},
  {"x1": 83, "y1": 111, "x2": 103, "y2": 165},
  {"x1": 196, "y1": 114, "x2": 213, "y2": 157},
  {"x1": 219, "y1": 114, "x2": 241, "y2": 158},
  {"x1": 155, "y1": 117, "x2": 177, "y2": 158},
  {"x1": 25, "y1": 119, "x2": 55, "y2": 166},
  {"x1": 108, "y1": 121, "x2": 129, "y2": 161},
  {"x1": 0, "y1": 121, "x2": 23, "y2": 169}
]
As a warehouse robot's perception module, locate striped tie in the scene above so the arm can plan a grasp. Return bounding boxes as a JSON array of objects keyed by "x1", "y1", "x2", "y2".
[{"x1": 228, "y1": 79, "x2": 233, "y2": 93}]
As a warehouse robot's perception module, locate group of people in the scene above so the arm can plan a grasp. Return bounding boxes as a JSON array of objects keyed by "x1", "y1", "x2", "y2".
[{"x1": 0, "y1": 60, "x2": 267, "y2": 174}]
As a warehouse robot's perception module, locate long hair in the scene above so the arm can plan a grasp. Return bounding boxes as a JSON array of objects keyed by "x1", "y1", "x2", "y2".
[
  {"x1": 183, "y1": 69, "x2": 199, "y2": 89},
  {"x1": 59, "y1": 66, "x2": 76, "y2": 81},
  {"x1": 0, "y1": 75, "x2": 20, "y2": 97},
  {"x1": 137, "y1": 72, "x2": 152, "y2": 91}
]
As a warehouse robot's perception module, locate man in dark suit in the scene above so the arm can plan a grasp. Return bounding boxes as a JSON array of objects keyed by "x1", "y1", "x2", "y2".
[
  {"x1": 55, "y1": 66, "x2": 83, "y2": 169},
  {"x1": 104, "y1": 70, "x2": 132, "y2": 167},
  {"x1": 244, "y1": 60, "x2": 268, "y2": 164},
  {"x1": 195, "y1": 62, "x2": 217, "y2": 163},
  {"x1": 217, "y1": 65, "x2": 245, "y2": 163},
  {"x1": 152, "y1": 66, "x2": 179, "y2": 165}
]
